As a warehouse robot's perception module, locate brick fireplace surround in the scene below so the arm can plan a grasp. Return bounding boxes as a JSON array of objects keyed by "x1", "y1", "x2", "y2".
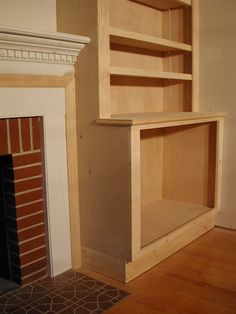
[
  {"x1": 0, "y1": 117, "x2": 46, "y2": 285},
  {"x1": 0, "y1": 26, "x2": 89, "y2": 287}
]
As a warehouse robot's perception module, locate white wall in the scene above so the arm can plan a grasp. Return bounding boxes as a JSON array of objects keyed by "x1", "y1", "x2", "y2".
[
  {"x1": 0, "y1": 0, "x2": 56, "y2": 32},
  {"x1": 199, "y1": 0, "x2": 236, "y2": 229}
]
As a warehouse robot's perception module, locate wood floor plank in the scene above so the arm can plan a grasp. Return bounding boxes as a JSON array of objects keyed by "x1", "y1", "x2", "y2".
[{"x1": 78, "y1": 227, "x2": 236, "y2": 314}]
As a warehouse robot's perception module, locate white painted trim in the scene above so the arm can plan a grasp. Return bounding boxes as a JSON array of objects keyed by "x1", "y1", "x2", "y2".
[
  {"x1": 0, "y1": 88, "x2": 71, "y2": 277},
  {"x1": 0, "y1": 25, "x2": 90, "y2": 44},
  {"x1": 0, "y1": 25, "x2": 90, "y2": 66}
]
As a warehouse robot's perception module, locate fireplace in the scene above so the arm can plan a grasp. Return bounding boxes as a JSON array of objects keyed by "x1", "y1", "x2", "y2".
[
  {"x1": 0, "y1": 26, "x2": 89, "y2": 286},
  {"x1": 0, "y1": 117, "x2": 47, "y2": 285}
]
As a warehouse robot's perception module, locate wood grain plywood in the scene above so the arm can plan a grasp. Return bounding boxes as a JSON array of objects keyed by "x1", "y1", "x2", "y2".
[
  {"x1": 110, "y1": 76, "x2": 164, "y2": 114},
  {"x1": 109, "y1": 0, "x2": 163, "y2": 37},
  {"x1": 163, "y1": 122, "x2": 217, "y2": 207},
  {"x1": 140, "y1": 128, "x2": 164, "y2": 207},
  {"x1": 141, "y1": 199, "x2": 210, "y2": 247}
]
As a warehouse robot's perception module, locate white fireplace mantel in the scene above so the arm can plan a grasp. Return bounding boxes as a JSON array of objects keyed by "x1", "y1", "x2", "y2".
[
  {"x1": 0, "y1": 25, "x2": 90, "y2": 75},
  {"x1": 0, "y1": 26, "x2": 90, "y2": 277}
]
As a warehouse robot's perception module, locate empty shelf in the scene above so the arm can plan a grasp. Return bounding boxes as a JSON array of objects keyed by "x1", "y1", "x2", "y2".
[
  {"x1": 141, "y1": 199, "x2": 211, "y2": 247},
  {"x1": 110, "y1": 66, "x2": 192, "y2": 81},
  {"x1": 110, "y1": 27, "x2": 192, "y2": 52},
  {"x1": 133, "y1": 0, "x2": 191, "y2": 10}
]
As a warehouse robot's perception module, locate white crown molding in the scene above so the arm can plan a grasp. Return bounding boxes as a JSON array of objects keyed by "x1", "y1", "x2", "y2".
[{"x1": 0, "y1": 25, "x2": 90, "y2": 66}]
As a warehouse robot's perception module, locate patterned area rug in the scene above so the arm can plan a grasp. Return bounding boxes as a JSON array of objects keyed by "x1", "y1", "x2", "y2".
[{"x1": 0, "y1": 270, "x2": 129, "y2": 313}]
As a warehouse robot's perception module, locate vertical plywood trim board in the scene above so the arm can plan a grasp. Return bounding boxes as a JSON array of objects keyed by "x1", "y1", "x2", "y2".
[
  {"x1": 192, "y1": 0, "x2": 199, "y2": 111},
  {"x1": 65, "y1": 78, "x2": 81, "y2": 268},
  {"x1": 98, "y1": 0, "x2": 111, "y2": 118},
  {"x1": 131, "y1": 129, "x2": 141, "y2": 259},
  {"x1": 215, "y1": 119, "x2": 224, "y2": 211}
]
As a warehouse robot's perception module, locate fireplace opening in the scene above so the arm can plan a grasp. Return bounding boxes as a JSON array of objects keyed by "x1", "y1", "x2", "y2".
[
  {"x1": 0, "y1": 154, "x2": 20, "y2": 291},
  {"x1": 0, "y1": 117, "x2": 48, "y2": 288}
]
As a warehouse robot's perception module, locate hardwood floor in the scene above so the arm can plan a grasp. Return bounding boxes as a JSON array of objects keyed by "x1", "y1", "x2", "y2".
[{"x1": 79, "y1": 227, "x2": 236, "y2": 313}]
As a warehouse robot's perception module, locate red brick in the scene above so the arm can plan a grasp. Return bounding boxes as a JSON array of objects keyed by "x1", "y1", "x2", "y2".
[
  {"x1": 21, "y1": 257, "x2": 47, "y2": 277},
  {"x1": 17, "y1": 212, "x2": 45, "y2": 231},
  {"x1": 0, "y1": 119, "x2": 8, "y2": 154},
  {"x1": 20, "y1": 118, "x2": 31, "y2": 151},
  {"x1": 20, "y1": 246, "x2": 47, "y2": 266},
  {"x1": 19, "y1": 236, "x2": 46, "y2": 254},
  {"x1": 32, "y1": 117, "x2": 42, "y2": 150},
  {"x1": 16, "y1": 200, "x2": 44, "y2": 218},
  {"x1": 14, "y1": 165, "x2": 42, "y2": 180},
  {"x1": 9, "y1": 118, "x2": 20, "y2": 153},
  {"x1": 15, "y1": 189, "x2": 43, "y2": 206},
  {"x1": 14, "y1": 177, "x2": 43, "y2": 193},
  {"x1": 13, "y1": 152, "x2": 42, "y2": 167},
  {"x1": 18, "y1": 224, "x2": 45, "y2": 242},
  {"x1": 21, "y1": 269, "x2": 47, "y2": 286}
]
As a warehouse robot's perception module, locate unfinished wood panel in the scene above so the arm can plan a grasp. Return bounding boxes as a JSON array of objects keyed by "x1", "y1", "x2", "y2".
[
  {"x1": 58, "y1": 0, "x2": 224, "y2": 283},
  {"x1": 133, "y1": 0, "x2": 191, "y2": 11},
  {"x1": 65, "y1": 78, "x2": 81, "y2": 269},
  {"x1": 140, "y1": 129, "x2": 163, "y2": 207},
  {"x1": 127, "y1": 209, "x2": 215, "y2": 282},
  {"x1": 110, "y1": 77, "x2": 164, "y2": 114},
  {"x1": 141, "y1": 199, "x2": 210, "y2": 247},
  {"x1": 192, "y1": 0, "x2": 199, "y2": 111},
  {"x1": 67, "y1": 0, "x2": 108, "y2": 123},
  {"x1": 163, "y1": 122, "x2": 217, "y2": 206},
  {"x1": 78, "y1": 125, "x2": 132, "y2": 261},
  {"x1": 162, "y1": 6, "x2": 192, "y2": 44},
  {"x1": 163, "y1": 80, "x2": 192, "y2": 112},
  {"x1": 110, "y1": 44, "x2": 164, "y2": 72},
  {"x1": 110, "y1": 28, "x2": 192, "y2": 52},
  {"x1": 98, "y1": 0, "x2": 111, "y2": 118},
  {"x1": 131, "y1": 129, "x2": 141, "y2": 258},
  {"x1": 214, "y1": 120, "x2": 224, "y2": 210},
  {"x1": 163, "y1": 51, "x2": 192, "y2": 74},
  {"x1": 109, "y1": 0, "x2": 163, "y2": 38},
  {"x1": 81, "y1": 247, "x2": 125, "y2": 282},
  {"x1": 110, "y1": 66, "x2": 192, "y2": 80},
  {"x1": 110, "y1": 45, "x2": 191, "y2": 74}
]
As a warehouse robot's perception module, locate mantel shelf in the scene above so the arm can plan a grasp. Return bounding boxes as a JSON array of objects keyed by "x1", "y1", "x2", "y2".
[
  {"x1": 133, "y1": 0, "x2": 191, "y2": 10},
  {"x1": 110, "y1": 66, "x2": 192, "y2": 81},
  {"x1": 96, "y1": 112, "x2": 226, "y2": 127},
  {"x1": 110, "y1": 27, "x2": 192, "y2": 52}
]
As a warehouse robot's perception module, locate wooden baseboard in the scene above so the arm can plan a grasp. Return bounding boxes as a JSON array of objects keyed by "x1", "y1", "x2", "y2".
[
  {"x1": 126, "y1": 209, "x2": 216, "y2": 282},
  {"x1": 81, "y1": 247, "x2": 126, "y2": 282},
  {"x1": 81, "y1": 210, "x2": 215, "y2": 283}
]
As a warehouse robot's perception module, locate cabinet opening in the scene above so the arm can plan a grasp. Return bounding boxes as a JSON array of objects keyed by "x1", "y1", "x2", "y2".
[
  {"x1": 109, "y1": 0, "x2": 192, "y2": 45},
  {"x1": 110, "y1": 44, "x2": 192, "y2": 74},
  {"x1": 140, "y1": 122, "x2": 217, "y2": 247},
  {"x1": 110, "y1": 76, "x2": 192, "y2": 114}
]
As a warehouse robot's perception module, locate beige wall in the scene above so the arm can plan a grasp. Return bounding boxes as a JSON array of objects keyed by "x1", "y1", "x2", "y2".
[
  {"x1": 199, "y1": 0, "x2": 236, "y2": 229},
  {"x1": 0, "y1": 0, "x2": 56, "y2": 32}
]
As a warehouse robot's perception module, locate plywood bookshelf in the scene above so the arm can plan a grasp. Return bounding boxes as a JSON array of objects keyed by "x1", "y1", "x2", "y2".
[
  {"x1": 109, "y1": 28, "x2": 192, "y2": 52},
  {"x1": 67, "y1": 0, "x2": 225, "y2": 282}
]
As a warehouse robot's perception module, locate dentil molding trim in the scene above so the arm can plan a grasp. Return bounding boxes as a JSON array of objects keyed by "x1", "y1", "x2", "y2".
[{"x1": 0, "y1": 25, "x2": 90, "y2": 65}]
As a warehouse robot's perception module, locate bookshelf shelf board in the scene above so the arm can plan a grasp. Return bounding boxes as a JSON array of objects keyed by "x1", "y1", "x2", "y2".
[
  {"x1": 110, "y1": 27, "x2": 192, "y2": 52},
  {"x1": 110, "y1": 66, "x2": 192, "y2": 81}
]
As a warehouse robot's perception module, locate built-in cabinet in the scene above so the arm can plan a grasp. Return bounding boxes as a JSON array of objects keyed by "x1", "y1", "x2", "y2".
[{"x1": 76, "y1": 0, "x2": 224, "y2": 282}]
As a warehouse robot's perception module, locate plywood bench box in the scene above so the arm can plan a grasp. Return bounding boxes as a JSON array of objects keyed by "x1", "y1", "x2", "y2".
[{"x1": 62, "y1": 0, "x2": 225, "y2": 282}]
